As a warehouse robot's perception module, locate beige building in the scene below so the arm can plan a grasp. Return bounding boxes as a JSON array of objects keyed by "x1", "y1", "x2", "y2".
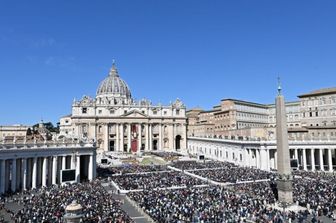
[
  {"x1": 187, "y1": 87, "x2": 336, "y2": 141},
  {"x1": 60, "y1": 63, "x2": 187, "y2": 152},
  {"x1": 0, "y1": 125, "x2": 30, "y2": 142},
  {"x1": 297, "y1": 88, "x2": 336, "y2": 140}
]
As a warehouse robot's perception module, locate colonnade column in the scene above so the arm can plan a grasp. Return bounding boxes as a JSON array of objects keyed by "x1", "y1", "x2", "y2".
[
  {"x1": 52, "y1": 156, "x2": 57, "y2": 185},
  {"x1": 328, "y1": 148, "x2": 333, "y2": 172},
  {"x1": 319, "y1": 149, "x2": 324, "y2": 171},
  {"x1": 294, "y1": 149, "x2": 298, "y2": 160},
  {"x1": 311, "y1": 149, "x2": 315, "y2": 171},
  {"x1": 22, "y1": 158, "x2": 27, "y2": 191},
  {"x1": 71, "y1": 154, "x2": 76, "y2": 169},
  {"x1": 256, "y1": 149, "x2": 260, "y2": 169},
  {"x1": 0, "y1": 160, "x2": 6, "y2": 194},
  {"x1": 245, "y1": 149, "x2": 250, "y2": 167},
  {"x1": 11, "y1": 159, "x2": 17, "y2": 192},
  {"x1": 42, "y1": 157, "x2": 48, "y2": 187},
  {"x1": 302, "y1": 149, "x2": 307, "y2": 171},
  {"x1": 32, "y1": 157, "x2": 37, "y2": 189},
  {"x1": 62, "y1": 156, "x2": 66, "y2": 170}
]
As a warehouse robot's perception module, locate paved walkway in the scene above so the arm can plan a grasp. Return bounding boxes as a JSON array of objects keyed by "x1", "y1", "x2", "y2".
[{"x1": 102, "y1": 183, "x2": 151, "y2": 223}]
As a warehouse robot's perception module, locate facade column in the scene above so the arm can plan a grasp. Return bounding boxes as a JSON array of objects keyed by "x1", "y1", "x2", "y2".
[
  {"x1": 62, "y1": 156, "x2": 67, "y2": 170},
  {"x1": 104, "y1": 124, "x2": 109, "y2": 151},
  {"x1": 145, "y1": 124, "x2": 149, "y2": 151},
  {"x1": 138, "y1": 123, "x2": 142, "y2": 152},
  {"x1": 52, "y1": 156, "x2": 58, "y2": 185},
  {"x1": 311, "y1": 148, "x2": 315, "y2": 171},
  {"x1": 88, "y1": 155, "x2": 93, "y2": 181},
  {"x1": 116, "y1": 124, "x2": 119, "y2": 152},
  {"x1": 22, "y1": 159, "x2": 27, "y2": 191},
  {"x1": 128, "y1": 124, "x2": 132, "y2": 152},
  {"x1": 328, "y1": 148, "x2": 333, "y2": 172},
  {"x1": 32, "y1": 157, "x2": 37, "y2": 189},
  {"x1": 120, "y1": 124, "x2": 124, "y2": 152},
  {"x1": 302, "y1": 149, "x2": 307, "y2": 171},
  {"x1": 319, "y1": 149, "x2": 324, "y2": 171},
  {"x1": 169, "y1": 124, "x2": 174, "y2": 150},
  {"x1": 159, "y1": 124, "x2": 162, "y2": 149},
  {"x1": 0, "y1": 160, "x2": 6, "y2": 194},
  {"x1": 11, "y1": 159, "x2": 17, "y2": 192},
  {"x1": 42, "y1": 157, "x2": 48, "y2": 187},
  {"x1": 76, "y1": 155, "x2": 80, "y2": 183},
  {"x1": 149, "y1": 124, "x2": 153, "y2": 150}
]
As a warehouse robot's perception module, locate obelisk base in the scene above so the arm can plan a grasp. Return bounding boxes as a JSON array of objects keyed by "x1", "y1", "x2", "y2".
[{"x1": 277, "y1": 179, "x2": 293, "y2": 204}]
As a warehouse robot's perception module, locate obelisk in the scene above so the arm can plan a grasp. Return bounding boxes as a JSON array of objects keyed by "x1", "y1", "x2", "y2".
[{"x1": 275, "y1": 79, "x2": 293, "y2": 204}]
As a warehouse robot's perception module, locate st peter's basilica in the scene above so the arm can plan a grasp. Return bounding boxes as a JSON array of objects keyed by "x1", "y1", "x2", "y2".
[{"x1": 59, "y1": 63, "x2": 187, "y2": 152}]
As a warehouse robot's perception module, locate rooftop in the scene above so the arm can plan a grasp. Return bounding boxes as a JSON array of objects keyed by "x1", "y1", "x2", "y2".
[{"x1": 298, "y1": 87, "x2": 336, "y2": 98}]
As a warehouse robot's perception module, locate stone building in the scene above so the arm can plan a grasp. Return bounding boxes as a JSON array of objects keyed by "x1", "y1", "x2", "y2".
[
  {"x1": 59, "y1": 63, "x2": 187, "y2": 152},
  {"x1": 187, "y1": 87, "x2": 336, "y2": 141},
  {"x1": 298, "y1": 88, "x2": 336, "y2": 140},
  {"x1": 0, "y1": 125, "x2": 30, "y2": 142}
]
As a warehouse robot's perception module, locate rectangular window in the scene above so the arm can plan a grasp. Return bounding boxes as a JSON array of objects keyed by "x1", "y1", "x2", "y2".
[
  {"x1": 110, "y1": 110, "x2": 115, "y2": 114},
  {"x1": 98, "y1": 110, "x2": 102, "y2": 114},
  {"x1": 176, "y1": 109, "x2": 180, "y2": 115},
  {"x1": 82, "y1": 107, "x2": 87, "y2": 114}
]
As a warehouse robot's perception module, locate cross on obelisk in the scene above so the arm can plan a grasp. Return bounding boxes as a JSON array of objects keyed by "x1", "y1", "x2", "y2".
[{"x1": 276, "y1": 77, "x2": 293, "y2": 204}]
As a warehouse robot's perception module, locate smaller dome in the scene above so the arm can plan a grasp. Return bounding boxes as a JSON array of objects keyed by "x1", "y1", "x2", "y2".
[{"x1": 96, "y1": 63, "x2": 132, "y2": 99}]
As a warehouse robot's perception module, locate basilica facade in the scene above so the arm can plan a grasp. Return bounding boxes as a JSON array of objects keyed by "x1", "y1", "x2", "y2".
[{"x1": 59, "y1": 63, "x2": 187, "y2": 152}]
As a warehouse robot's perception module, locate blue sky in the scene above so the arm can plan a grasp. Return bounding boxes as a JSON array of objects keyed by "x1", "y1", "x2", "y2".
[{"x1": 1, "y1": 1, "x2": 336, "y2": 125}]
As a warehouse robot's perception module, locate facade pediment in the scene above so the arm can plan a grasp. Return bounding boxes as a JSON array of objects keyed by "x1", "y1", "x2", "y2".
[{"x1": 121, "y1": 110, "x2": 148, "y2": 118}]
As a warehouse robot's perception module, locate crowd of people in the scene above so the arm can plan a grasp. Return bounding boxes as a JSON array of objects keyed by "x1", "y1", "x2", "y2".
[
  {"x1": 97, "y1": 164, "x2": 168, "y2": 178},
  {"x1": 145, "y1": 151, "x2": 182, "y2": 161},
  {"x1": 129, "y1": 186, "x2": 308, "y2": 223},
  {"x1": 171, "y1": 160, "x2": 235, "y2": 170},
  {"x1": 112, "y1": 171, "x2": 206, "y2": 190},
  {"x1": 191, "y1": 167, "x2": 275, "y2": 183},
  {"x1": 2, "y1": 180, "x2": 133, "y2": 223}
]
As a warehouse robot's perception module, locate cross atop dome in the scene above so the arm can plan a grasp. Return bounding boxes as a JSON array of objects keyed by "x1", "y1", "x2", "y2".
[{"x1": 109, "y1": 60, "x2": 119, "y2": 77}]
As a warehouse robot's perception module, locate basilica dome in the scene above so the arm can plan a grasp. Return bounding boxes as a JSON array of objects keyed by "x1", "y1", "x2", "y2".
[{"x1": 96, "y1": 63, "x2": 132, "y2": 100}]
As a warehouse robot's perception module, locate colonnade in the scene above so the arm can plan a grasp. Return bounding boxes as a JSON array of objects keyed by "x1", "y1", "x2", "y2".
[
  {"x1": 0, "y1": 145, "x2": 96, "y2": 195},
  {"x1": 187, "y1": 137, "x2": 336, "y2": 172}
]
